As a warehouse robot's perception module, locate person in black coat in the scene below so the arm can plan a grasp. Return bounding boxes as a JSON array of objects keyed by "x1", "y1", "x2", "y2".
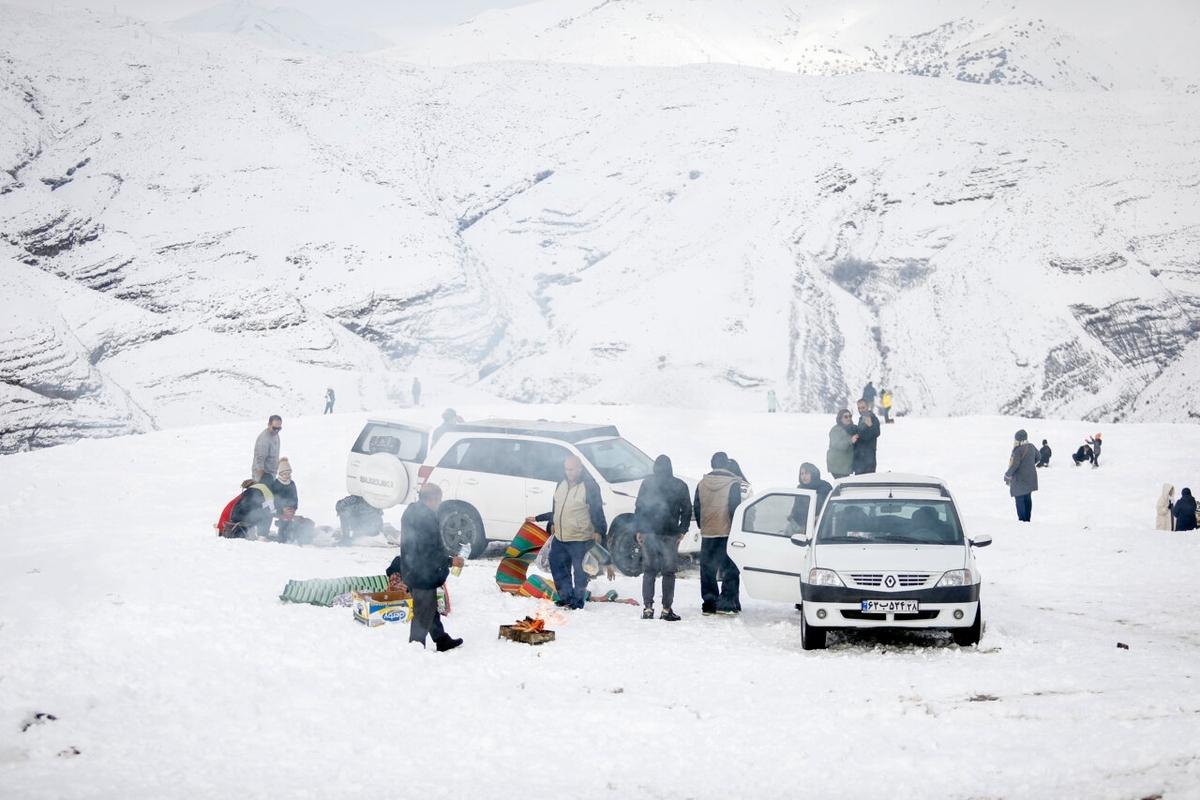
[
  {"x1": 229, "y1": 480, "x2": 275, "y2": 539},
  {"x1": 1072, "y1": 443, "x2": 1094, "y2": 466},
  {"x1": 268, "y1": 457, "x2": 299, "y2": 542},
  {"x1": 1036, "y1": 439, "x2": 1052, "y2": 468},
  {"x1": 399, "y1": 483, "x2": 463, "y2": 651},
  {"x1": 1173, "y1": 488, "x2": 1197, "y2": 532},
  {"x1": 634, "y1": 454, "x2": 693, "y2": 620},
  {"x1": 791, "y1": 462, "x2": 833, "y2": 530},
  {"x1": 852, "y1": 398, "x2": 881, "y2": 474}
]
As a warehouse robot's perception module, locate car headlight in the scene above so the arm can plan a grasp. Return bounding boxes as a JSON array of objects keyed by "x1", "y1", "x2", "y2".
[
  {"x1": 936, "y1": 569, "x2": 974, "y2": 587},
  {"x1": 807, "y1": 568, "x2": 845, "y2": 587}
]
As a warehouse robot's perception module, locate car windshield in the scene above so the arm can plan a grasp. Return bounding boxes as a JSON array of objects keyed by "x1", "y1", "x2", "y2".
[
  {"x1": 575, "y1": 438, "x2": 654, "y2": 484},
  {"x1": 816, "y1": 499, "x2": 964, "y2": 545}
]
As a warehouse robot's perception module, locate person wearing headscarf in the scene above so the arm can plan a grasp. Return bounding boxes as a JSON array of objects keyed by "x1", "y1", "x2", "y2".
[{"x1": 1156, "y1": 484, "x2": 1175, "y2": 531}]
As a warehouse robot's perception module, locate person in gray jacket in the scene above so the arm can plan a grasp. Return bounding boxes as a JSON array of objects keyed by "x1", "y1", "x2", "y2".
[
  {"x1": 252, "y1": 415, "x2": 282, "y2": 481},
  {"x1": 826, "y1": 409, "x2": 857, "y2": 479},
  {"x1": 1004, "y1": 429, "x2": 1039, "y2": 522}
]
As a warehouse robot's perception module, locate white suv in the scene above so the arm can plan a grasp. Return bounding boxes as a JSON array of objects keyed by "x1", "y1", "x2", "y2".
[
  {"x1": 727, "y1": 473, "x2": 990, "y2": 650},
  {"x1": 345, "y1": 417, "x2": 703, "y2": 571}
]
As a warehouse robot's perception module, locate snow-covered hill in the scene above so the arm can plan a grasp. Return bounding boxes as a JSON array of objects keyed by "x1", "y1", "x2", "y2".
[
  {"x1": 172, "y1": 1, "x2": 391, "y2": 53},
  {"x1": 1, "y1": 3, "x2": 1199, "y2": 452},
  {"x1": 401, "y1": 0, "x2": 1200, "y2": 92}
]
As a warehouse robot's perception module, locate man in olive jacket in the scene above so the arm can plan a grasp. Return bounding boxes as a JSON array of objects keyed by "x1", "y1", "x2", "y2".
[
  {"x1": 399, "y1": 483, "x2": 463, "y2": 651},
  {"x1": 531, "y1": 455, "x2": 608, "y2": 610},
  {"x1": 1004, "y1": 429, "x2": 1039, "y2": 522},
  {"x1": 693, "y1": 452, "x2": 747, "y2": 615}
]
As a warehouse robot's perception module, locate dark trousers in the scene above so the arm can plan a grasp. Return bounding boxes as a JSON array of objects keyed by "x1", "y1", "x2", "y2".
[
  {"x1": 641, "y1": 534, "x2": 679, "y2": 608},
  {"x1": 1015, "y1": 494, "x2": 1033, "y2": 522},
  {"x1": 700, "y1": 536, "x2": 740, "y2": 611},
  {"x1": 549, "y1": 538, "x2": 591, "y2": 608},
  {"x1": 409, "y1": 587, "x2": 447, "y2": 646},
  {"x1": 323, "y1": 401, "x2": 334, "y2": 414}
]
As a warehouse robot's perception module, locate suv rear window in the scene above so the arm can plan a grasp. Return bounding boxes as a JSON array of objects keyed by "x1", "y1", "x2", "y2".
[
  {"x1": 576, "y1": 438, "x2": 653, "y2": 484},
  {"x1": 816, "y1": 499, "x2": 963, "y2": 545},
  {"x1": 438, "y1": 438, "x2": 575, "y2": 482},
  {"x1": 352, "y1": 424, "x2": 427, "y2": 461}
]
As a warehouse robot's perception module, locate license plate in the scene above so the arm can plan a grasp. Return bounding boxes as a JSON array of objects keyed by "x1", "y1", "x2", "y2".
[{"x1": 861, "y1": 599, "x2": 919, "y2": 613}]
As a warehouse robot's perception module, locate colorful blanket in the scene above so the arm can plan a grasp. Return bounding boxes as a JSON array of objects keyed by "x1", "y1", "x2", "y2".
[{"x1": 496, "y1": 521, "x2": 558, "y2": 600}]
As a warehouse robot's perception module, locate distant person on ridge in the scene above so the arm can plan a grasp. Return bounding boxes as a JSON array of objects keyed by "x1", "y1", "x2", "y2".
[
  {"x1": 323, "y1": 388, "x2": 335, "y2": 414},
  {"x1": 852, "y1": 398, "x2": 881, "y2": 475},
  {"x1": 411, "y1": 377, "x2": 422, "y2": 406},
  {"x1": 1004, "y1": 429, "x2": 1038, "y2": 522},
  {"x1": 634, "y1": 454, "x2": 692, "y2": 622},
  {"x1": 1036, "y1": 439, "x2": 1052, "y2": 468},
  {"x1": 252, "y1": 415, "x2": 282, "y2": 481},
  {"x1": 767, "y1": 389, "x2": 778, "y2": 413},
  {"x1": 862, "y1": 381, "x2": 877, "y2": 408},
  {"x1": 826, "y1": 408, "x2": 857, "y2": 479},
  {"x1": 693, "y1": 452, "x2": 748, "y2": 615},
  {"x1": 880, "y1": 388, "x2": 893, "y2": 423}
]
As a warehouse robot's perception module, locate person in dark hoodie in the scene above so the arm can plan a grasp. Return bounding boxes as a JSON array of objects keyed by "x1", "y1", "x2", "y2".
[
  {"x1": 790, "y1": 462, "x2": 833, "y2": 529},
  {"x1": 269, "y1": 457, "x2": 299, "y2": 542},
  {"x1": 1004, "y1": 429, "x2": 1039, "y2": 522},
  {"x1": 228, "y1": 479, "x2": 275, "y2": 539},
  {"x1": 852, "y1": 398, "x2": 881, "y2": 475},
  {"x1": 634, "y1": 455, "x2": 693, "y2": 621},
  {"x1": 399, "y1": 483, "x2": 463, "y2": 651},
  {"x1": 693, "y1": 452, "x2": 748, "y2": 615},
  {"x1": 529, "y1": 455, "x2": 608, "y2": 610},
  {"x1": 1036, "y1": 439, "x2": 1052, "y2": 468},
  {"x1": 1173, "y1": 488, "x2": 1197, "y2": 532}
]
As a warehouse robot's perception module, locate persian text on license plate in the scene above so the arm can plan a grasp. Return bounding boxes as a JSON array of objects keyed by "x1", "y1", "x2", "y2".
[{"x1": 861, "y1": 599, "x2": 919, "y2": 613}]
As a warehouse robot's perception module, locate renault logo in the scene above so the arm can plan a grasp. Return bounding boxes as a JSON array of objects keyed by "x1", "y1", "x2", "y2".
[{"x1": 884, "y1": 574, "x2": 896, "y2": 589}]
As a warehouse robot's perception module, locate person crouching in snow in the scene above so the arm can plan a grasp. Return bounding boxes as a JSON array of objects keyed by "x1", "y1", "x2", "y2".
[
  {"x1": 1004, "y1": 429, "x2": 1038, "y2": 522},
  {"x1": 229, "y1": 479, "x2": 275, "y2": 539},
  {"x1": 634, "y1": 454, "x2": 692, "y2": 621},
  {"x1": 1173, "y1": 488, "x2": 1198, "y2": 532},
  {"x1": 1156, "y1": 484, "x2": 1175, "y2": 531},
  {"x1": 269, "y1": 457, "x2": 300, "y2": 542},
  {"x1": 1071, "y1": 442, "x2": 1094, "y2": 466},
  {"x1": 528, "y1": 455, "x2": 608, "y2": 610},
  {"x1": 1036, "y1": 439, "x2": 1052, "y2": 468},
  {"x1": 400, "y1": 483, "x2": 463, "y2": 651}
]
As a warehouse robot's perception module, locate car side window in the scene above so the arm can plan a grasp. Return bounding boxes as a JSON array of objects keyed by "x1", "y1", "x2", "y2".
[
  {"x1": 521, "y1": 441, "x2": 571, "y2": 482},
  {"x1": 441, "y1": 438, "x2": 504, "y2": 473},
  {"x1": 741, "y1": 494, "x2": 801, "y2": 536}
]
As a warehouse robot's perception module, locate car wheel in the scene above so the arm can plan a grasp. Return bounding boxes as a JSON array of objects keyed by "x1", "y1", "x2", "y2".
[
  {"x1": 953, "y1": 603, "x2": 982, "y2": 647},
  {"x1": 801, "y1": 613, "x2": 827, "y2": 651},
  {"x1": 439, "y1": 503, "x2": 487, "y2": 558},
  {"x1": 607, "y1": 515, "x2": 642, "y2": 577}
]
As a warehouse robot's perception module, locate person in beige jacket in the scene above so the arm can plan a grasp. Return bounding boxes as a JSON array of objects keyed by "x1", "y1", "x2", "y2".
[
  {"x1": 529, "y1": 455, "x2": 609, "y2": 610},
  {"x1": 1156, "y1": 484, "x2": 1175, "y2": 531},
  {"x1": 692, "y1": 452, "x2": 748, "y2": 615}
]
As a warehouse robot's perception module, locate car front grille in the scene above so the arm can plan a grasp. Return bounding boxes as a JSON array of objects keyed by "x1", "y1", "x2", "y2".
[
  {"x1": 840, "y1": 610, "x2": 940, "y2": 621},
  {"x1": 847, "y1": 573, "x2": 934, "y2": 588}
]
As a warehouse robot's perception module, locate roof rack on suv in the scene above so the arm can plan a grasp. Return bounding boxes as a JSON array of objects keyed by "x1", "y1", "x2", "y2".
[
  {"x1": 451, "y1": 418, "x2": 621, "y2": 444},
  {"x1": 829, "y1": 481, "x2": 951, "y2": 499}
]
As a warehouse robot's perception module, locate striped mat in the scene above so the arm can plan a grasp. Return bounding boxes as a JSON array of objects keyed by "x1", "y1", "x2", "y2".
[{"x1": 279, "y1": 575, "x2": 389, "y2": 607}]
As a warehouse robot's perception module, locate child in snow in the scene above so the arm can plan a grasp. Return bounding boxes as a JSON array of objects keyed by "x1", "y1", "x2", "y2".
[{"x1": 1086, "y1": 433, "x2": 1102, "y2": 467}]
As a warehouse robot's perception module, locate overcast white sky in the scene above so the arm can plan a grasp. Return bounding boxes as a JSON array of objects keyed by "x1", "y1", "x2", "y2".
[{"x1": 15, "y1": 0, "x2": 537, "y2": 44}]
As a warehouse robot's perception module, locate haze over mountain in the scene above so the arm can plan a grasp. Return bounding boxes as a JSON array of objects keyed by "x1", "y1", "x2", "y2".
[{"x1": 1, "y1": 1, "x2": 1198, "y2": 452}]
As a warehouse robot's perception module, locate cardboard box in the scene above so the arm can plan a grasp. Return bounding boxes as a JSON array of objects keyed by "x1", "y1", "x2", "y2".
[{"x1": 352, "y1": 588, "x2": 450, "y2": 627}]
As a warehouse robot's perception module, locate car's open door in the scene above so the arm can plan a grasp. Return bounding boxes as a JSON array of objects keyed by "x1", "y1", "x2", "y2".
[{"x1": 728, "y1": 489, "x2": 817, "y2": 604}]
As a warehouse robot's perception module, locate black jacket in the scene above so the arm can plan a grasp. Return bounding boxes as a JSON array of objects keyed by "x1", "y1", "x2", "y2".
[
  {"x1": 634, "y1": 455, "x2": 693, "y2": 536},
  {"x1": 1174, "y1": 493, "x2": 1197, "y2": 531},
  {"x1": 399, "y1": 502, "x2": 450, "y2": 590},
  {"x1": 268, "y1": 476, "x2": 299, "y2": 513},
  {"x1": 1037, "y1": 445, "x2": 1052, "y2": 466},
  {"x1": 793, "y1": 462, "x2": 833, "y2": 522},
  {"x1": 230, "y1": 484, "x2": 273, "y2": 527},
  {"x1": 534, "y1": 474, "x2": 609, "y2": 545},
  {"x1": 852, "y1": 412, "x2": 881, "y2": 473}
]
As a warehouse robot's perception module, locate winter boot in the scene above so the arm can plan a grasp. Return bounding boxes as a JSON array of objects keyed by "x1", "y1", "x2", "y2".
[
  {"x1": 642, "y1": 606, "x2": 655, "y2": 620},
  {"x1": 435, "y1": 636, "x2": 463, "y2": 653},
  {"x1": 701, "y1": 602, "x2": 716, "y2": 616},
  {"x1": 660, "y1": 608, "x2": 681, "y2": 622}
]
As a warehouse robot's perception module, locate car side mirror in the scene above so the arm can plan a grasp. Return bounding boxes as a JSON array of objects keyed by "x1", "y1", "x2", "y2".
[
  {"x1": 970, "y1": 535, "x2": 992, "y2": 548},
  {"x1": 790, "y1": 533, "x2": 809, "y2": 547}
]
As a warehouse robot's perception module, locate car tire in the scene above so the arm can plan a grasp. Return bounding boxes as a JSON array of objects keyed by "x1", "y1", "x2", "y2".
[
  {"x1": 439, "y1": 502, "x2": 488, "y2": 558},
  {"x1": 953, "y1": 603, "x2": 982, "y2": 647},
  {"x1": 801, "y1": 613, "x2": 827, "y2": 651},
  {"x1": 607, "y1": 515, "x2": 642, "y2": 577}
]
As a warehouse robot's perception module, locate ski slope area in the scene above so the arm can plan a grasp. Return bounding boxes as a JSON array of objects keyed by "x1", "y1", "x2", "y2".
[
  {"x1": 2, "y1": 4, "x2": 1200, "y2": 454},
  {"x1": 2, "y1": 404, "x2": 1199, "y2": 798}
]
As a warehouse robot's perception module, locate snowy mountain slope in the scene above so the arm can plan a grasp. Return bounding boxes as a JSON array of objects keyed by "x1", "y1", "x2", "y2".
[
  {"x1": 400, "y1": 0, "x2": 1200, "y2": 92},
  {"x1": 2, "y1": 404, "x2": 1200, "y2": 798},
  {"x1": 1, "y1": 4, "x2": 1199, "y2": 452},
  {"x1": 172, "y1": 0, "x2": 391, "y2": 53}
]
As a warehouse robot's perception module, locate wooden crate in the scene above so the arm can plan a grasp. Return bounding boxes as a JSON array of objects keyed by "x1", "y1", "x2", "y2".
[{"x1": 498, "y1": 624, "x2": 556, "y2": 645}]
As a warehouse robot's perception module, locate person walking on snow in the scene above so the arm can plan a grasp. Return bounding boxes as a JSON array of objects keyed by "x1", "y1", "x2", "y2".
[
  {"x1": 852, "y1": 398, "x2": 881, "y2": 475},
  {"x1": 411, "y1": 377, "x2": 422, "y2": 406},
  {"x1": 880, "y1": 389, "x2": 893, "y2": 423},
  {"x1": 1036, "y1": 439, "x2": 1052, "y2": 468},
  {"x1": 529, "y1": 455, "x2": 608, "y2": 610},
  {"x1": 767, "y1": 389, "x2": 778, "y2": 413},
  {"x1": 399, "y1": 483, "x2": 463, "y2": 651},
  {"x1": 323, "y1": 388, "x2": 335, "y2": 414},
  {"x1": 634, "y1": 454, "x2": 692, "y2": 621},
  {"x1": 826, "y1": 408, "x2": 857, "y2": 479},
  {"x1": 251, "y1": 415, "x2": 282, "y2": 481},
  {"x1": 1173, "y1": 488, "x2": 1197, "y2": 532},
  {"x1": 1156, "y1": 484, "x2": 1175, "y2": 531},
  {"x1": 862, "y1": 381, "x2": 877, "y2": 407},
  {"x1": 1004, "y1": 429, "x2": 1039, "y2": 522},
  {"x1": 693, "y1": 452, "x2": 748, "y2": 615}
]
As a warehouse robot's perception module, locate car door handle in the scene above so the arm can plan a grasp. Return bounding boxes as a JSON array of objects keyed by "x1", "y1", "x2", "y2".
[
  {"x1": 463, "y1": 478, "x2": 479, "y2": 485},
  {"x1": 730, "y1": 541, "x2": 746, "y2": 548},
  {"x1": 528, "y1": 486, "x2": 543, "y2": 494}
]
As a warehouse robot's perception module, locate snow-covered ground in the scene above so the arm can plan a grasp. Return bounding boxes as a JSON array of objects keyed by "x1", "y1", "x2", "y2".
[{"x1": 2, "y1": 402, "x2": 1199, "y2": 798}]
